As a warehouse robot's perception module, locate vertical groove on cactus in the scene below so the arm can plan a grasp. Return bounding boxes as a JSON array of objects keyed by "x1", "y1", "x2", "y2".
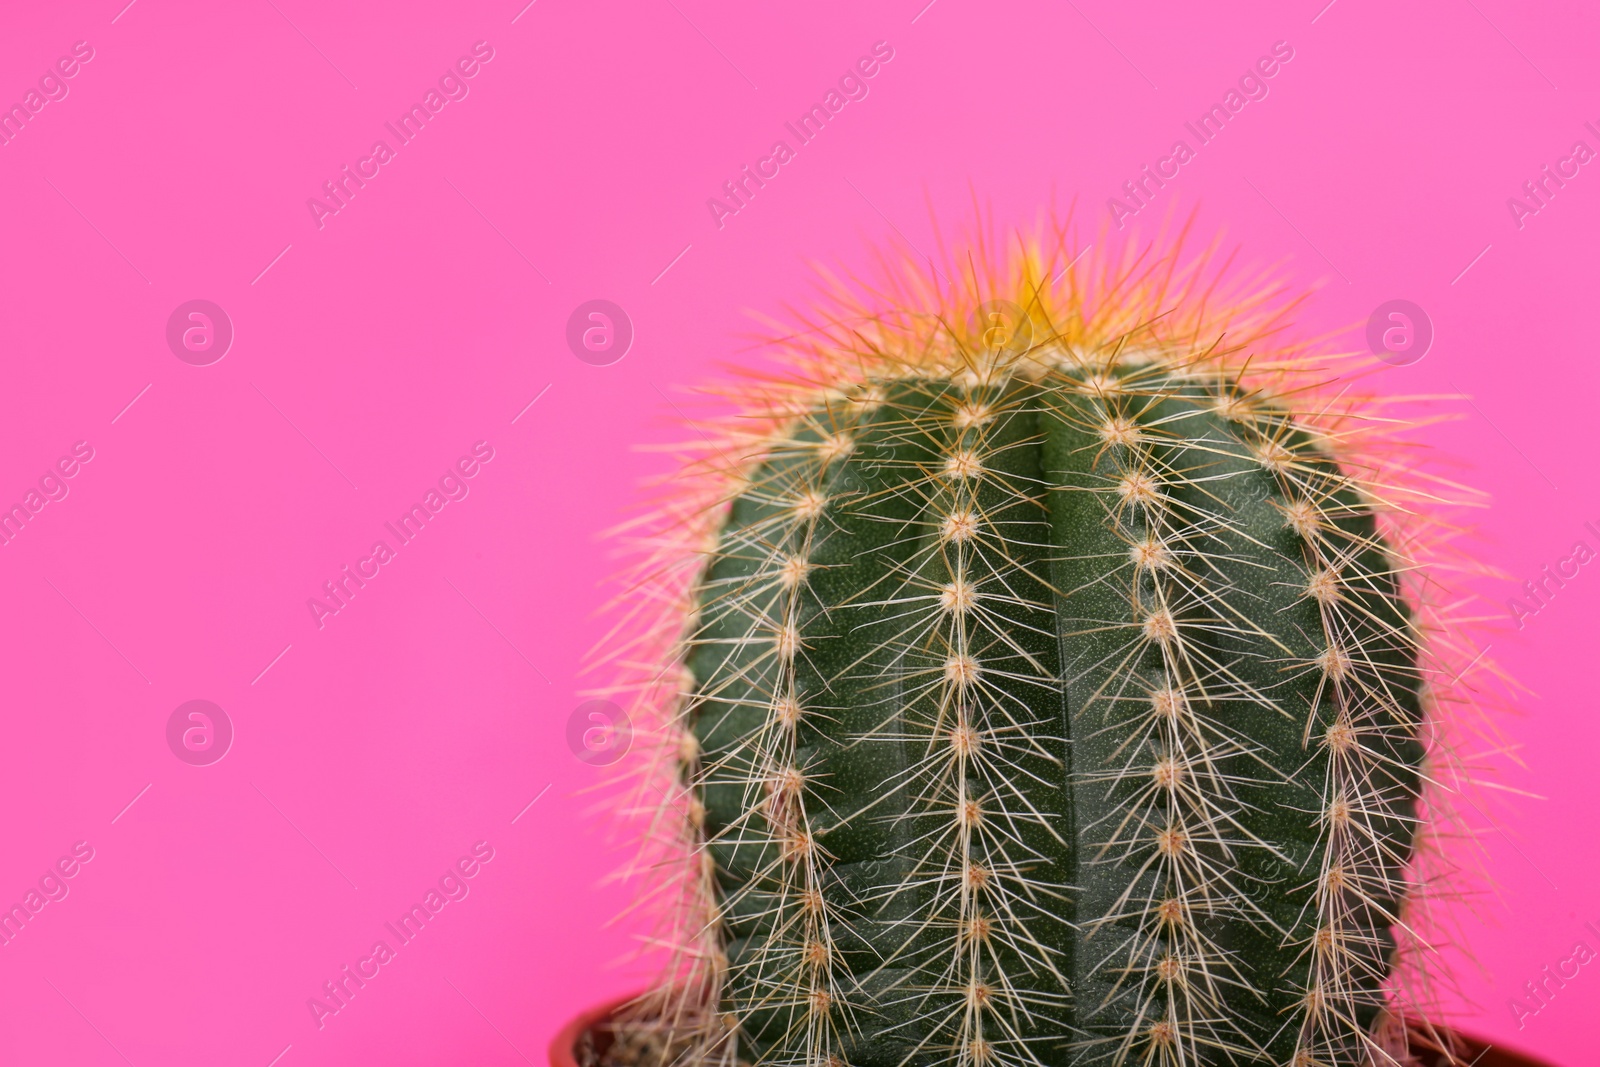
[{"x1": 595, "y1": 216, "x2": 1497, "y2": 1067}]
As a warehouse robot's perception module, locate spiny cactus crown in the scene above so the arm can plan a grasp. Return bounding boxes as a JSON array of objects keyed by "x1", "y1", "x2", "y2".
[{"x1": 601, "y1": 225, "x2": 1486, "y2": 1067}]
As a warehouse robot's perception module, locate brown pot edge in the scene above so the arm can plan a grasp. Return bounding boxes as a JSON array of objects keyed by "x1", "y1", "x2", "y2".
[
  {"x1": 548, "y1": 997, "x2": 1559, "y2": 1067},
  {"x1": 550, "y1": 993, "x2": 641, "y2": 1067}
]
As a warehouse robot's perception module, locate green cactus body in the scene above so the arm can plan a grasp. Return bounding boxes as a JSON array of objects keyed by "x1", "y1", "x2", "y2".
[{"x1": 679, "y1": 357, "x2": 1424, "y2": 1067}]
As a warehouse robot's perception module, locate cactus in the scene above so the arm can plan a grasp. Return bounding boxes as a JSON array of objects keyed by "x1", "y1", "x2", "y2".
[{"x1": 600, "y1": 219, "x2": 1485, "y2": 1067}]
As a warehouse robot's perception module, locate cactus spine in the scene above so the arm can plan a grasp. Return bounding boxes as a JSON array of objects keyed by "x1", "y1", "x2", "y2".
[{"x1": 606, "y1": 222, "x2": 1482, "y2": 1067}]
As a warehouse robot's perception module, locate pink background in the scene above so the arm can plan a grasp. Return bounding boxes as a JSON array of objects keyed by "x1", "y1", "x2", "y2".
[{"x1": 0, "y1": 0, "x2": 1595, "y2": 1064}]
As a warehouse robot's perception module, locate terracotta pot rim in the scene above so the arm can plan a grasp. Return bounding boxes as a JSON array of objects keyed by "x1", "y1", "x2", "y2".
[
  {"x1": 549, "y1": 993, "x2": 641, "y2": 1067},
  {"x1": 548, "y1": 997, "x2": 1557, "y2": 1067}
]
